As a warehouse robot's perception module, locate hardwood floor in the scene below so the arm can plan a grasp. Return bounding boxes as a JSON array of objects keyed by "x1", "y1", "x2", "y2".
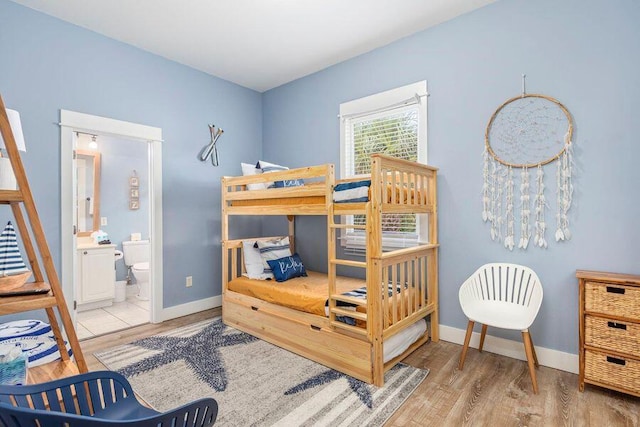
[{"x1": 81, "y1": 309, "x2": 640, "y2": 426}]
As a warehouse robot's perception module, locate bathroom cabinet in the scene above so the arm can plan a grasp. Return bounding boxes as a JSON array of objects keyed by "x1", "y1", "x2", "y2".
[{"x1": 77, "y1": 245, "x2": 115, "y2": 311}]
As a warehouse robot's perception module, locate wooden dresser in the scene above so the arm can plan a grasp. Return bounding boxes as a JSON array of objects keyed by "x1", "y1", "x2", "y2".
[{"x1": 577, "y1": 270, "x2": 640, "y2": 396}]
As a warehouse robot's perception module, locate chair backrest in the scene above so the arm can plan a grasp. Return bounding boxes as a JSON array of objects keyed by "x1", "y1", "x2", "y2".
[
  {"x1": 0, "y1": 402, "x2": 130, "y2": 426},
  {"x1": 0, "y1": 370, "x2": 218, "y2": 427},
  {"x1": 0, "y1": 370, "x2": 136, "y2": 416},
  {"x1": 459, "y1": 263, "x2": 543, "y2": 311},
  {"x1": 0, "y1": 401, "x2": 218, "y2": 427}
]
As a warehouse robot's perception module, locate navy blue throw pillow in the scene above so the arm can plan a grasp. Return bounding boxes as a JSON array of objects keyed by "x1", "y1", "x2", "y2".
[
  {"x1": 266, "y1": 253, "x2": 307, "y2": 282},
  {"x1": 274, "y1": 179, "x2": 304, "y2": 188}
]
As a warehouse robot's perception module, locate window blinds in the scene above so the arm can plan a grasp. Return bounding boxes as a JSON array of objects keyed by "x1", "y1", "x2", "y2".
[
  {"x1": 344, "y1": 104, "x2": 419, "y2": 176},
  {"x1": 343, "y1": 104, "x2": 421, "y2": 251}
]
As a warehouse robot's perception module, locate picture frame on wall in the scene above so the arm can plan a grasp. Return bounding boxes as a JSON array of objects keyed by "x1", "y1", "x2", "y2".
[
  {"x1": 130, "y1": 188, "x2": 139, "y2": 198},
  {"x1": 129, "y1": 199, "x2": 139, "y2": 210},
  {"x1": 130, "y1": 176, "x2": 139, "y2": 187}
]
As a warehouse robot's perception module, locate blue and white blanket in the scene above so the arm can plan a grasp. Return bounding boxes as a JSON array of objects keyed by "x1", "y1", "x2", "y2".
[
  {"x1": 325, "y1": 283, "x2": 408, "y2": 326},
  {"x1": 0, "y1": 320, "x2": 72, "y2": 367},
  {"x1": 333, "y1": 180, "x2": 371, "y2": 203}
]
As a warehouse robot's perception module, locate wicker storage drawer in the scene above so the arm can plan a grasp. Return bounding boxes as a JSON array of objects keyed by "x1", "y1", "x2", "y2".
[
  {"x1": 584, "y1": 281, "x2": 640, "y2": 319},
  {"x1": 585, "y1": 349, "x2": 640, "y2": 395},
  {"x1": 585, "y1": 316, "x2": 640, "y2": 358},
  {"x1": 578, "y1": 271, "x2": 640, "y2": 397}
]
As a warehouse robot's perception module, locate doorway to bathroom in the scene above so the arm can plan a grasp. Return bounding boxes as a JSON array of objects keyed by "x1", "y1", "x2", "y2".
[
  {"x1": 74, "y1": 133, "x2": 151, "y2": 339},
  {"x1": 59, "y1": 110, "x2": 164, "y2": 339}
]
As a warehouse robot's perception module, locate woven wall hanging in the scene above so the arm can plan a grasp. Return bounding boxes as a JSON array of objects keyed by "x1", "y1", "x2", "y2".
[{"x1": 482, "y1": 79, "x2": 574, "y2": 250}]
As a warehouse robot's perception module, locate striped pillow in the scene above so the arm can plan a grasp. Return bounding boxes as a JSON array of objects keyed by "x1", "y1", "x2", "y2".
[
  {"x1": 257, "y1": 236, "x2": 291, "y2": 273},
  {"x1": 242, "y1": 240, "x2": 273, "y2": 280}
]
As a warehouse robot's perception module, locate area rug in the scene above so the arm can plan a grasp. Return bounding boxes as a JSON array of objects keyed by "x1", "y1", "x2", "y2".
[{"x1": 94, "y1": 318, "x2": 428, "y2": 426}]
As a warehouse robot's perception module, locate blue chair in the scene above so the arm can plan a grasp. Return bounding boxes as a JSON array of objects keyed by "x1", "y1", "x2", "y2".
[{"x1": 0, "y1": 370, "x2": 218, "y2": 426}]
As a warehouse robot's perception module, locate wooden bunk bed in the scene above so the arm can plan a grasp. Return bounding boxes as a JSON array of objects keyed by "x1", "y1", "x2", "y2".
[{"x1": 221, "y1": 154, "x2": 438, "y2": 386}]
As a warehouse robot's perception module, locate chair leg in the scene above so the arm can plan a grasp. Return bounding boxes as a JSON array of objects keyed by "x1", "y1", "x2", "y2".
[
  {"x1": 528, "y1": 332, "x2": 539, "y2": 367},
  {"x1": 478, "y1": 324, "x2": 488, "y2": 352},
  {"x1": 522, "y1": 331, "x2": 539, "y2": 394},
  {"x1": 458, "y1": 320, "x2": 474, "y2": 370}
]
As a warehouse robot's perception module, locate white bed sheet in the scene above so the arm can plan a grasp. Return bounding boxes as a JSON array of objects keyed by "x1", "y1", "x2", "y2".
[{"x1": 383, "y1": 319, "x2": 427, "y2": 363}]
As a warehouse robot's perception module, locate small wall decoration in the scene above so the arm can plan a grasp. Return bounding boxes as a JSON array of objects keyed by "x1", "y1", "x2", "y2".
[
  {"x1": 482, "y1": 75, "x2": 574, "y2": 250},
  {"x1": 129, "y1": 170, "x2": 139, "y2": 210},
  {"x1": 198, "y1": 124, "x2": 224, "y2": 167}
]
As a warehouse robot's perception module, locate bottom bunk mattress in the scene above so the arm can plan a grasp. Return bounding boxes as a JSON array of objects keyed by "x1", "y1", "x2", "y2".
[{"x1": 227, "y1": 270, "x2": 365, "y2": 317}]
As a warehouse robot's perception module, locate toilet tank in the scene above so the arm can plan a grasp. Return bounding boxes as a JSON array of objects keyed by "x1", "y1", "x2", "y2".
[{"x1": 122, "y1": 240, "x2": 150, "y2": 266}]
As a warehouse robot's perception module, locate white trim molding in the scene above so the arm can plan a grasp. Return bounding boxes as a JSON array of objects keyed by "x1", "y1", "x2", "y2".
[
  {"x1": 59, "y1": 109, "x2": 164, "y2": 324},
  {"x1": 439, "y1": 325, "x2": 579, "y2": 374},
  {"x1": 60, "y1": 110, "x2": 162, "y2": 142},
  {"x1": 160, "y1": 295, "x2": 222, "y2": 322}
]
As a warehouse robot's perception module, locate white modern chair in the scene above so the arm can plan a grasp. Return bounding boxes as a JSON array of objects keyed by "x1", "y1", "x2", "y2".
[{"x1": 458, "y1": 263, "x2": 544, "y2": 393}]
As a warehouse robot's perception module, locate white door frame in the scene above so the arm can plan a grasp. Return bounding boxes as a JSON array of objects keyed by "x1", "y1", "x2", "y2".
[{"x1": 59, "y1": 110, "x2": 163, "y2": 323}]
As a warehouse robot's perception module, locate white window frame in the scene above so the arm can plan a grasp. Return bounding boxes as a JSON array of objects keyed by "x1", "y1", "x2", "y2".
[{"x1": 339, "y1": 81, "x2": 428, "y2": 251}]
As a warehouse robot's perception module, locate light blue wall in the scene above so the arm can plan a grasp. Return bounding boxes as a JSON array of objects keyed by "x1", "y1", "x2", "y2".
[
  {"x1": 0, "y1": 0, "x2": 262, "y2": 310},
  {"x1": 262, "y1": 0, "x2": 640, "y2": 354}
]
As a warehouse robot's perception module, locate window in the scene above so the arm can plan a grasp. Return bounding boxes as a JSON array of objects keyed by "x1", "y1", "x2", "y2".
[{"x1": 339, "y1": 81, "x2": 428, "y2": 252}]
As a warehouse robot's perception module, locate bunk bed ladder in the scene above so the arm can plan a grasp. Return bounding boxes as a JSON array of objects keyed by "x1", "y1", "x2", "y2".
[
  {"x1": 327, "y1": 223, "x2": 368, "y2": 334},
  {"x1": 326, "y1": 209, "x2": 380, "y2": 342},
  {"x1": 326, "y1": 172, "x2": 368, "y2": 336}
]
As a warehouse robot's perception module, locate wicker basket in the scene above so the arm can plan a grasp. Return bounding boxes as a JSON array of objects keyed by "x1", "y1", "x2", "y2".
[
  {"x1": 585, "y1": 315, "x2": 640, "y2": 358},
  {"x1": 0, "y1": 271, "x2": 32, "y2": 292},
  {"x1": 585, "y1": 281, "x2": 640, "y2": 318},
  {"x1": 585, "y1": 349, "x2": 640, "y2": 395}
]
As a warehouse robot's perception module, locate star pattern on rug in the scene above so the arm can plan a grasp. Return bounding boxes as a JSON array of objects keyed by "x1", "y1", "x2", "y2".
[
  {"x1": 284, "y1": 369, "x2": 374, "y2": 408},
  {"x1": 118, "y1": 320, "x2": 257, "y2": 391}
]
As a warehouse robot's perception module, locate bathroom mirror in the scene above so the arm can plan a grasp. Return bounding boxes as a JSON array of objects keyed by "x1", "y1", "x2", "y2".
[{"x1": 76, "y1": 149, "x2": 101, "y2": 236}]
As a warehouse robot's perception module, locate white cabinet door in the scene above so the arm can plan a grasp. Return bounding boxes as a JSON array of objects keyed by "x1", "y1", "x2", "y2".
[{"x1": 78, "y1": 247, "x2": 115, "y2": 304}]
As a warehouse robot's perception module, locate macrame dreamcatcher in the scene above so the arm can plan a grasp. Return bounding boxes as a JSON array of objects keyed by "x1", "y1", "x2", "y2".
[{"x1": 482, "y1": 79, "x2": 574, "y2": 250}]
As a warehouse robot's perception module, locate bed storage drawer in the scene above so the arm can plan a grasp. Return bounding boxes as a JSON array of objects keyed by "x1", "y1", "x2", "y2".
[
  {"x1": 584, "y1": 349, "x2": 640, "y2": 395},
  {"x1": 223, "y1": 292, "x2": 373, "y2": 383}
]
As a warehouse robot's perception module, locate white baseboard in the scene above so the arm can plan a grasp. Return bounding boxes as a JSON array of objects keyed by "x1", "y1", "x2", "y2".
[
  {"x1": 439, "y1": 325, "x2": 578, "y2": 374},
  {"x1": 159, "y1": 295, "x2": 222, "y2": 322}
]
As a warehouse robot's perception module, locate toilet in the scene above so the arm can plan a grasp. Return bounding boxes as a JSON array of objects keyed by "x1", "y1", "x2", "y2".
[{"x1": 122, "y1": 240, "x2": 150, "y2": 300}]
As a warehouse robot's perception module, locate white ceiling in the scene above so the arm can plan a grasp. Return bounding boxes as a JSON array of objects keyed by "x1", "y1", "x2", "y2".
[{"x1": 11, "y1": 0, "x2": 496, "y2": 92}]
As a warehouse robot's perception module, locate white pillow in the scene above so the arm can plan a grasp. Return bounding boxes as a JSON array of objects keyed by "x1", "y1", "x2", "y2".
[
  {"x1": 257, "y1": 236, "x2": 291, "y2": 272},
  {"x1": 241, "y1": 162, "x2": 267, "y2": 191},
  {"x1": 257, "y1": 160, "x2": 288, "y2": 189},
  {"x1": 242, "y1": 240, "x2": 273, "y2": 280}
]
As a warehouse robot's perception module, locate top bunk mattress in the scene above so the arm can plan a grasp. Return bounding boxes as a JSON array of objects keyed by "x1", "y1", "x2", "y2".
[{"x1": 228, "y1": 180, "x2": 425, "y2": 208}]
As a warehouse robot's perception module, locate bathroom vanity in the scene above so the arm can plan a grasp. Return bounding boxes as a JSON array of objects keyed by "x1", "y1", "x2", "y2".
[{"x1": 76, "y1": 243, "x2": 115, "y2": 312}]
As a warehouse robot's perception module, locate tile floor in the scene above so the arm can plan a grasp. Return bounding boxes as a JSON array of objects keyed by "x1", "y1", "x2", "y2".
[{"x1": 76, "y1": 296, "x2": 150, "y2": 340}]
